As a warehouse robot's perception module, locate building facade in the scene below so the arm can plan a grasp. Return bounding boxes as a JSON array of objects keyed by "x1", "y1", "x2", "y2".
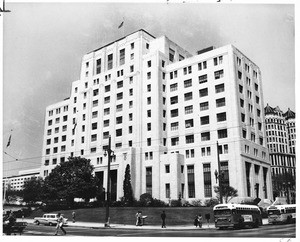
[
  {"x1": 264, "y1": 104, "x2": 296, "y2": 203},
  {"x1": 40, "y1": 29, "x2": 272, "y2": 203},
  {"x1": 3, "y1": 168, "x2": 40, "y2": 191}
]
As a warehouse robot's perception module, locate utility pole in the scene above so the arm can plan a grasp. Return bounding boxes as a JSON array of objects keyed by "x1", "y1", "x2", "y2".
[{"x1": 104, "y1": 136, "x2": 113, "y2": 227}]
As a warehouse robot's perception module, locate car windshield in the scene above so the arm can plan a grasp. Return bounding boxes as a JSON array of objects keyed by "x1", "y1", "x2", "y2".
[
  {"x1": 268, "y1": 209, "x2": 280, "y2": 215},
  {"x1": 214, "y1": 209, "x2": 232, "y2": 215}
]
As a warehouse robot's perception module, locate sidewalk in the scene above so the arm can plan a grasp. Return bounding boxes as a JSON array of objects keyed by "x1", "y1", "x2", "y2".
[
  {"x1": 18, "y1": 218, "x2": 268, "y2": 230},
  {"x1": 18, "y1": 218, "x2": 216, "y2": 230}
]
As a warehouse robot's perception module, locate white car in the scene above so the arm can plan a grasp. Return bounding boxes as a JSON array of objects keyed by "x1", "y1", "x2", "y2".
[{"x1": 33, "y1": 213, "x2": 68, "y2": 226}]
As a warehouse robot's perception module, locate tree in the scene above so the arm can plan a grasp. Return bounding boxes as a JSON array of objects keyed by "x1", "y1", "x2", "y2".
[
  {"x1": 22, "y1": 177, "x2": 44, "y2": 204},
  {"x1": 123, "y1": 164, "x2": 134, "y2": 206},
  {"x1": 214, "y1": 184, "x2": 238, "y2": 203},
  {"x1": 43, "y1": 156, "x2": 98, "y2": 206}
]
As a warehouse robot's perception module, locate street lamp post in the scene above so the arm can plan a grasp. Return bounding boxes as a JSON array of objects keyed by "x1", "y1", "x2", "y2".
[
  {"x1": 104, "y1": 136, "x2": 114, "y2": 227},
  {"x1": 215, "y1": 141, "x2": 223, "y2": 204}
]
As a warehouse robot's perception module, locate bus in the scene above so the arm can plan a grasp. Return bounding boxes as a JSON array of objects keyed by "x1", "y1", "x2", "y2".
[
  {"x1": 266, "y1": 204, "x2": 296, "y2": 224},
  {"x1": 213, "y1": 203, "x2": 263, "y2": 229}
]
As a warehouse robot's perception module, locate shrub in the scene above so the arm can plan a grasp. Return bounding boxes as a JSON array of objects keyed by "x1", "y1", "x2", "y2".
[
  {"x1": 204, "y1": 198, "x2": 219, "y2": 207},
  {"x1": 152, "y1": 199, "x2": 167, "y2": 207},
  {"x1": 190, "y1": 199, "x2": 203, "y2": 207},
  {"x1": 170, "y1": 199, "x2": 182, "y2": 207}
]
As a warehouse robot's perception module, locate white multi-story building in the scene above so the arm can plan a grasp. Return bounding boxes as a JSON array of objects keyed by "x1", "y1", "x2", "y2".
[
  {"x1": 265, "y1": 104, "x2": 296, "y2": 203},
  {"x1": 40, "y1": 29, "x2": 272, "y2": 202},
  {"x1": 3, "y1": 168, "x2": 40, "y2": 191}
]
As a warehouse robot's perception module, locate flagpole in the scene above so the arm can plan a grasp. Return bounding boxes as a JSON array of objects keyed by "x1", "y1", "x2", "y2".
[{"x1": 123, "y1": 17, "x2": 125, "y2": 38}]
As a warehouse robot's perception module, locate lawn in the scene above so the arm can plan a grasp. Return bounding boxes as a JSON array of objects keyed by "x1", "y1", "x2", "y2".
[{"x1": 29, "y1": 207, "x2": 214, "y2": 226}]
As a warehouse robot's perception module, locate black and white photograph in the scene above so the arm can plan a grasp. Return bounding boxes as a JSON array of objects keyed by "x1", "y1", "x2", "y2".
[{"x1": 1, "y1": 0, "x2": 297, "y2": 239}]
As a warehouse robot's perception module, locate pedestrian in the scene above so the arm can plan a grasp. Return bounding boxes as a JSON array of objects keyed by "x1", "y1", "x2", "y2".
[
  {"x1": 6, "y1": 212, "x2": 16, "y2": 235},
  {"x1": 54, "y1": 213, "x2": 66, "y2": 235},
  {"x1": 198, "y1": 214, "x2": 203, "y2": 228},
  {"x1": 194, "y1": 215, "x2": 199, "y2": 227},
  {"x1": 72, "y1": 211, "x2": 76, "y2": 223},
  {"x1": 161, "y1": 210, "x2": 166, "y2": 228},
  {"x1": 205, "y1": 213, "x2": 210, "y2": 228},
  {"x1": 136, "y1": 211, "x2": 142, "y2": 226}
]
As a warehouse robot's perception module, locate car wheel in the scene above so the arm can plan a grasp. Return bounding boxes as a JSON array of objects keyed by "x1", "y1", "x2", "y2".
[
  {"x1": 36, "y1": 221, "x2": 40, "y2": 225},
  {"x1": 49, "y1": 222, "x2": 53, "y2": 226}
]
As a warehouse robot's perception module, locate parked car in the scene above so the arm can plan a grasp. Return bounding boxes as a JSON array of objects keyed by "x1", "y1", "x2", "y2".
[{"x1": 33, "y1": 213, "x2": 68, "y2": 226}]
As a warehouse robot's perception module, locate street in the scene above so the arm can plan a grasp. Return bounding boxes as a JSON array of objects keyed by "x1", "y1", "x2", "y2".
[{"x1": 19, "y1": 223, "x2": 296, "y2": 237}]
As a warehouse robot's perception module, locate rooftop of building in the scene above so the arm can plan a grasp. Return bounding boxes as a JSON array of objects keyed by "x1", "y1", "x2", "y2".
[
  {"x1": 87, "y1": 29, "x2": 156, "y2": 54},
  {"x1": 264, "y1": 103, "x2": 295, "y2": 119}
]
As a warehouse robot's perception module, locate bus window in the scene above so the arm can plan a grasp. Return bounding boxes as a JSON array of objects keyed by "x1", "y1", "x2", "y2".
[{"x1": 214, "y1": 209, "x2": 231, "y2": 215}]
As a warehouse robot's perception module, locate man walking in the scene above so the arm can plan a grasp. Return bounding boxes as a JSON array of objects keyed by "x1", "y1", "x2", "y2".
[
  {"x1": 72, "y1": 211, "x2": 76, "y2": 223},
  {"x1": 161, "y1": 211, "x2": 166, "y2": 228},
  {"x1": 54, "y1": 213, "x2": 66, "y2": 235}
]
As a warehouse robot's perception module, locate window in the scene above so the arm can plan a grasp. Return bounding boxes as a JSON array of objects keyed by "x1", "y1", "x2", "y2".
[
  {"x1": 241, "y1": 113, "x2": 245, "y2": 122},
  {"x1": 216, "y1": 97, "x2": 226, "y2": 107},
  {"x1": 185, "y1": 119, "x2": 194, "y2": 128},
  {"x1": 199, "y1": 88, "x2": 208, "y2": 97},
  {"x1": 147, "y1": 123, "x2": 151, "y2": 131},
  {"x1": 203, "y1": 163, "x2": 212, "y2": 197},
  {"x1": 184, "y1": 79, "x2": 192, "y2": 88},
  {"x1": 116, "y1": 129, "x2": 122, "y2": 137},
  {"x1": 200, "y1": 102, "x2": 209, "y2": 111},
  {"x1": 147, "y1": 97, "x2": 151, "y2": 105},
  {"x1": 165, "y1": 165, "x2": 170, "y2": 173},
  {"x1": 171, "y1": 137, "x2": 179, "y2": 146},
  {"x1": 215, "y1": 83, "x2": 225, "y2": 93},
  {"x1": 171, "y1": 109, "x2": 179, "y2": 117},
  {"x1": 103, "y1": 131, "x2": 109, "y2": 139},
  {"x1": 96, "y1": 58, "x2": 101, "y2": 74},
  {"x1": 119, "y1": 48, "x2": 125, "y2": 65},
  {"x1": 117, "y1": 81, "x2": 123, "y2": 88},
  {"x1": 166, "y1": 184, "x2": 170, "y2": 198},
  {"x1": 201, "y1": 116, "x2": 210, "y2": 125},
  {"x1": 217, "y1": 112, "x2": 227, "y2": 122},
  {"x1": 146, "y1": 167, "x2": 152, "y2": 195},
  {"x1": 130, "y1": 65, "x2": 134, "y2": 72},
  {"x1": 116, "y1": 104, "x2": 123, "y2": 112},
  {"x1": 147, "y1": 60, "x2": 151, "y2": 68},
  {"x1": 240, "y1": 99, "x2": 244, "y2": 108},
  {"x1": 183, "y1": 66, "x2": 192, "y2": 75},
  {"x1": 185, "y1": 105, "x2": 193, "y2": 114},
  {"x1": 147, "y1": 110, "x2": 151, "y2": 118},
  {"x1": 92, "y1": 122, "x2": 98, "y2": 130},
  {"x1": 171, "y1": 122, "x2": 179, "y2": 131},
  {"x1": 131, "y1": 42, "x2": 134, "y2": 49},
  {"x1": 104, "y1": 108, "x2": 110, "y2": 115},
  {"x1": 93, "y1": 89, "x2": 99, "y2": 96},
  {"x1": 199, "y1": 74, "x2": 207, "y2": 84},
  {"x1": 218, "y1": 129, "x2": 228, "y2": 139},
  {"x1": 198, "y1": 61, "x2": 207, "y2": 70},
  {"x1": 256, "y1": 96, "x2": 260, "y2": 104},
  {"x1": 184, "y1": 92, "x2": 193, "y2": 101},
  {"x1": 117, "y1": 92, "x2": 123, "y2": 100},
  {"x1": 187, "y1": 165, "x2": 195, "y2": 198},
  {"x1": 169, "y1": 48, "x2": 175, "y2": 62},
  {"x1": 170, "y1": 83, "x2": 178, "y2": 92},
  {"x1": 147, "y1": 138, "x2": 151, "y2": 146},
  {"x1": 116, "y1": 116, "x2": 123, "y2": 124},
  {"x1": 104, "y1": 120, "x2": 109, "y2": 127},
  {"x1": 257, "y1": 109, "x2": 261, "y2": 117},
  {"x1": 201, "y1": 132, "x2": 210, "y2": 141},
  {"x1": 91, "y1": 134, "x2": 97, "y2": 142},
  {"x1": 214, "y1": 70, "x2": 224, "y2": 79},
  {"x1": 147, "y1": 72, "x2": 151, "y2": 79},
  {"x1": 186, "y1": 135, "x2": 194, "y2": 144},
  {"x1": 107, "y1": 53, "x2": 113, "y2": 70}
]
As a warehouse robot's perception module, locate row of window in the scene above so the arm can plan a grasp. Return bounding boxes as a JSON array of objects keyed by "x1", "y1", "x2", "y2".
[{"x1": 48, "y1": 105, "x2": 69, "y2": 117}]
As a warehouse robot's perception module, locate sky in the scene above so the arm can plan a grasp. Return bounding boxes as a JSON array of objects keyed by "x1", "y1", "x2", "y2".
[{"x1": 1, "y1": 1, "x2": 296, "y2": 177}]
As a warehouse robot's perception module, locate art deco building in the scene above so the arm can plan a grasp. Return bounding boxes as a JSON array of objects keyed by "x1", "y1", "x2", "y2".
[
  {"x1": 40, "y1": 29, "x2": 272, "y2": 202},
  {"x1": 265, "y1": 104, "x2": 296, "y2": 203}
]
